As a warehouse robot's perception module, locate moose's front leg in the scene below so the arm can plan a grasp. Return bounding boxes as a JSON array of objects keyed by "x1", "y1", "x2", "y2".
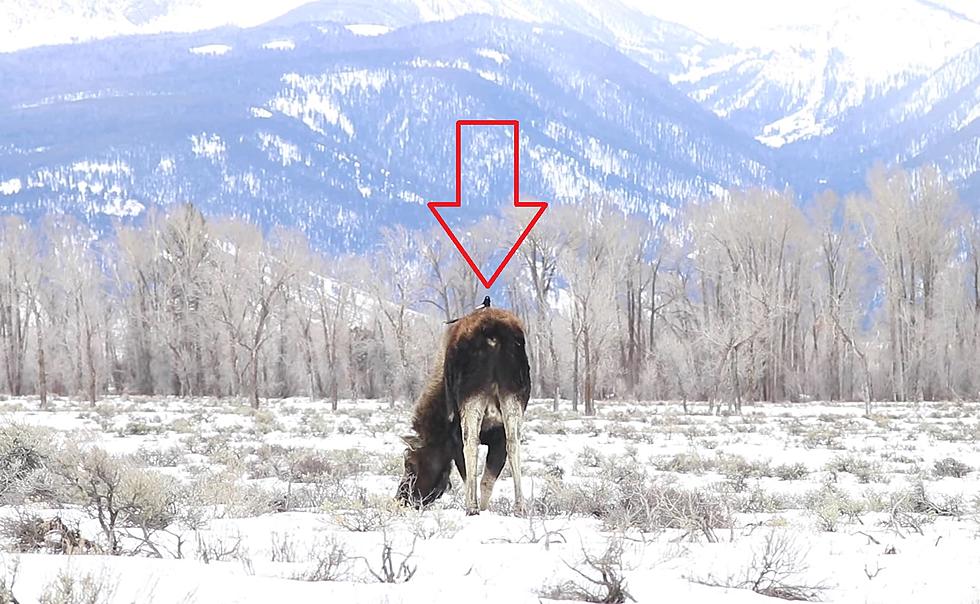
[
  {"x1": 460, "y1": 399, "x2": 486, "y2": 515},
  {"x1": 501, "y1": 395, "x2": 525, "y2": 514}
]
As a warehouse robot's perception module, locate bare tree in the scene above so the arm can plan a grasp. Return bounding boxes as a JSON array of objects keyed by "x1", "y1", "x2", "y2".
[
  {"x1": 510, "y1": 207, "x2": 568, "y2": 409},
  {"x1": 856, "y1": 165, "x2": 960, "y2": 401},
  {"x1": 0, "y1": 163, "x2": 973, "y2": 408},
  {"x1": 0, "y1": 218, "x2": 41, "y2": 401},
  {"x1": 44, "y1": 218, "x2": 106, "y2": 405},
  {"x1": 208, "y1": 221, "x2": 297, "y2": 408},
  {"x1": 681, "y1": 189, "x2": 811, "y2": 411},
  {"x1": 558, "y1": 205, "x2": 631, "y2": 415},
  {"x1": 366, "y1": 226, "x2": 430, "y2": 403}
]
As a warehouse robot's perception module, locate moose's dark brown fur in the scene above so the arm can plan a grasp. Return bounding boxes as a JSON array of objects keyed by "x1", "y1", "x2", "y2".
[{"x1": 396, "y1": 307, "x2": 530, "y2": 515}]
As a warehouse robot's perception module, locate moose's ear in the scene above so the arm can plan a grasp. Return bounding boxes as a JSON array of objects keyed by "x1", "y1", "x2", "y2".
[{"x1": 401, "y1": 435, "x2": 421, "y2": 450}]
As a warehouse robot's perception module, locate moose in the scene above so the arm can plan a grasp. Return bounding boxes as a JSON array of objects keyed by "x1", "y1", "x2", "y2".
[{"x1": 396, "y1": 304, "x2": 530, "y2": 515}]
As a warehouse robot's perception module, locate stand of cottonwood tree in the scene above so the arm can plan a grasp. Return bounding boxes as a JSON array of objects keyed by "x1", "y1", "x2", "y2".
[{"x1": 0, "y1": 164, "x2": 977, "y2": 414}]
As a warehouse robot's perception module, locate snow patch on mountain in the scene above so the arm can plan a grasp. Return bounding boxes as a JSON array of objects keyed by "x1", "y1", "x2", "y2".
[
  {"x1": 344, "y1": 24, "x2": 392, "y2": 37},
  {"x1": 476, "y1": 48, "x2": 509, "y2": 64},
  {"x1": 17, "y1": 90, "x2": 116, "y2": 109},
  {"x1": 271, "y1": 70, "x2": 390, "y2": 139},
  {"x1": 258, "y1": 133, "x2": 302, "y2": 167},
  {"x1": 223, "y1": 170, "x2": 262, "y2": 196},
  {"x1": 272, "y1": 78, "x2": 346, "y2": 137},
  {"x1": 670, "y1": 50, "x2": 749, "y2": 86},
  {"x1": 0, "y1": 178, "x2": 22, "y2": 195},
  {"x1": 78, "y1": 181, "x2": 105, "y2": 195},
  {"x1": 757, "y1": 112, "x2": 836, "y2": 148},
  {"x1": 190, "y1": 44, "x2": 231, "y2": 56},
  {"x1": 72, "y1": 160, "x2": 131, "y2": 176},
  {"x1": 102, "y1": 197, "x2": 144, "y2": 217},
  {"x1": 900, "y1": 46, "x2": 980, "y2": 121},
  {"x1": 959, "y1": 103, "x2": 980, "y2": 130},
  {"x1": 408, "y1": 57, "x2": 472, "y2": 70},
  {"x1": 262, "y1": 39, "x2": 294, "y2": 51},
  {"x1": 190, "y1": 133, "x2": 226, "y2": 160},
  {"x1": 477, "y1": 70, "x2": 503, "y2": 84}
]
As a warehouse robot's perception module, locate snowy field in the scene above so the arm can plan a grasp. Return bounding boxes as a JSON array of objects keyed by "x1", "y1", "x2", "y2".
[{"x1": 1, "y1": 396, "x2": 979, "y2": 603}]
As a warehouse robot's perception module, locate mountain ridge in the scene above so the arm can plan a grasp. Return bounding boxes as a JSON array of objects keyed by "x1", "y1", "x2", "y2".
[
  {"x1": 0, "y1": 2, "x2": 977, "y2": 247},
  {"x1": 0, "y1": 15, "x2": 779, "y2": 248}
]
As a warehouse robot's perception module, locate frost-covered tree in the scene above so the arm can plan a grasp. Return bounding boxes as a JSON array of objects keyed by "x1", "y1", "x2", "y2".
[
  {"x1": 855, "y1": 165, "x2": 961, "y2": 401},
  {"x1": 557, "y1": 204, "x2": 632, "y2": 415},
  {"x1": 208, "y1": 221, "x2": 297, "y2": 408},
  {"x1": 43, "y1": 217, "x2": 107, "y2": 404},
  {"x1": 0, "y1": 164, "x2": 974, "y2": 410},
  {"x1": 0, "y1": 217, "x2": 38, "y2": 398}
]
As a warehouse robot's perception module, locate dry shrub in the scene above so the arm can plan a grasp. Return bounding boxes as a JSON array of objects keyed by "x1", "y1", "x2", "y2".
[
  {"x1": 825, "y1": 454, "x2": 884, "y2": 484},
  {"x1": 0, "y1": 423, "x2": 62, "y2": 504},
  {"x1": 247, "y1": 446, "x2": 369, "y2": 510},
  {"x1": 806, "y1": 482, "x2": 864, "y2": 532},
  {"x1": 773, "y1": 462, "x2": 809, "y2": 481},
  {"x1": 541, "y1": 537, "x2": 634, "y2": 603},
  {"x1": 39, "y1": 569, "x2": 117, "y2": 604},
  {"x1": 529, "y1": 468, "x2": 732, "y2": 542},
  {"x1": 293, "y1": 537, "x2": 354, "y2": 582},
  {"x1": 933, "y1": 457, "x2": 971, "y2": 478},
  {"x1": 1, "y1": 511, "x2": 55, "y2": 553},
  {"x1": 0, "y1": 513, "x2": 97, "y2": 555},
  {"x1": 179, "y1": 463, "x2": 283, "y2": 526},
  {"x1": 652, "y1": 452, "x2": 714, "y2": 474},
  {"x1": 269, "y1": 531, "x2": 298, "y2": 563},
  {"x1": 718, "y1": 454, "x2": 771, "y2": 493},
  {"x1": 881, "y1": 481, "x2": 964, "y2": 536},
  {"x1": 693, "y1": 530, "x2": 827, "y2": 601},
  {"x1": 54, "y1": 447, "x2": 178, "y2": 555},
  {"x1": 195, "y1": 531, "x2": 247, "y2": 564},
  {"x1": 357, "y1": 532, "x2": 417, "y2": 583},
  {"x1": 330, "y1": 497, "x2": 402, "y2": 532},
  {"x1": 0, "y1": 556, "x2": 18, "y2": 604}
]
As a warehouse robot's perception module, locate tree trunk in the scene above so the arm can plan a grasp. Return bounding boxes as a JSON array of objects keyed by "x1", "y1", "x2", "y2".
[
  {"x1": 35, "y1": 304, "x2": 47, "y2": 409},
  {"x1": 731, "y1": 346, "x2": 742, "y2": 414},
  {"x1": 571, "y1": 336, "x2": 580, "y2": 413},
  {"x1": 85, "y1": 323, "x2": 97, "y2": 406},
  {"x1": 549, "y1": 329, "x2": 560, "y2": 412},
  {"x1": 250, "y1": 350, "x2": 260, "y2": 409},
  {"x1": 583, "y1": 328, "x2": 595, "y2": 416},
  {"x1": 228, "y1": 336, "x2": 239, "y2": 397}
]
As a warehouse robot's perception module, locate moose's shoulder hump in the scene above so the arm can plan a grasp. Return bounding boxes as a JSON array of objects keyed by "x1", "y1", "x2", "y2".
[{"x1": 446, "y1": 308, "x2": 524, "y2": 346}]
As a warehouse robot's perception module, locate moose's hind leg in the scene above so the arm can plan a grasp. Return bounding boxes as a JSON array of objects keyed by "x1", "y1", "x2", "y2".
[
  {"x1": 460, "y1": 398, "x2": 486, "y2": 515},
  {"x1": 500, "y1": 394, "x2": 525, "y2": 514}
]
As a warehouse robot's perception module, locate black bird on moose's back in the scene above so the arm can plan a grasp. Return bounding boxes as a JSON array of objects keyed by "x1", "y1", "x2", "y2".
[{"x1": 396, "y1": 304, "x2": 530, "y2": 516}]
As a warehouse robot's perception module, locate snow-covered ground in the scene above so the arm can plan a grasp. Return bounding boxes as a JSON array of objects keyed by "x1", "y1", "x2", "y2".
[{"x1": 1, "y1": 396, "x2": 978, "y2": 603}]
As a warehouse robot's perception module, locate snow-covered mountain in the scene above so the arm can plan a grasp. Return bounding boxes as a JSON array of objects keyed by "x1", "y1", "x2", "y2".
[
  {"x1": 0, "y1": 0, "x2": 314, "y2": 52},
  {"x1": 781, "y1": 41, "x2": 980, "y2": 197},
  {"x1": 661, "y1": 0, "x2": 980, "y2": 148},
  {"x1": 7, "y1": 0, "x2": 977, "y2": 148},
  {"x1": 0, "y1": 0, "x2": 977, "y2": 245},
  {"x1": 0, "y1": 16, "x2": 775, "y2": 249}
]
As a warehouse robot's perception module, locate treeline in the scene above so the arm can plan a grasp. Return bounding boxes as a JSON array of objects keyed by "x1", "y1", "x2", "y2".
[{"x1": 0, "y1": 165, "x2": 978, "y2": 412}]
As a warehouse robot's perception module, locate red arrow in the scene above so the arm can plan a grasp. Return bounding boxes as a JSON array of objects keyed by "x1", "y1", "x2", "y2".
[{"x1": 428, "y1": 119, "x2": 548, "y2": 289}]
